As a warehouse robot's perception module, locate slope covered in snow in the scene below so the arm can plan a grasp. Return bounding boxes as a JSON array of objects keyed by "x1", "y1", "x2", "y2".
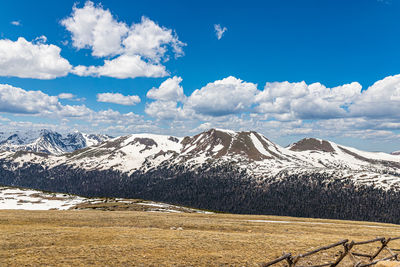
[
  {"x1": 0, "y1": 129, "x2": 111, "y2": 155},
  {"x1": 1, "y1": 128, "x2": 400, "y2": 191},
  {"x1": 62, "y1": 133, "x2": 183, "y2": 173},
  {"x1": 0, "y1": 186, "x2": 212, "y2": 213},
  {"x1": 0, "y1": 186, "x2": 88, "y2": 210}
]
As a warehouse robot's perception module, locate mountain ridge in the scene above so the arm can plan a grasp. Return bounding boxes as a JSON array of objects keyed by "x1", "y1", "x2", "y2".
[
  {"x1": 1, "y1": 128, "x2": 400, "y2": 223},
  {"x1": 1, "y1": 128, "x2": 400, "y2": 190},
  {"x1": 0, "y1": 129, "x2": 111, "y2": 155}
]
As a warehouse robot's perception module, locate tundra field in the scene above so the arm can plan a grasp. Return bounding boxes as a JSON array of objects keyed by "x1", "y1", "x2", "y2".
[{"x1": 1, "y1": 209, "x2": 400, "y2": 266}]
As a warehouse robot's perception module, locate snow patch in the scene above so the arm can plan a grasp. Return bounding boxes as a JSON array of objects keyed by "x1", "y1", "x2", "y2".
[{"x1": 250, "y1": 133, "x2": 272, "y2": 157}]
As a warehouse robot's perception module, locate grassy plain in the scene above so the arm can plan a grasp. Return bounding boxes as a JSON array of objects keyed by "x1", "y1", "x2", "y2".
[{"x1": 1, "y1": 209, "x2": 400, "y2": 266}]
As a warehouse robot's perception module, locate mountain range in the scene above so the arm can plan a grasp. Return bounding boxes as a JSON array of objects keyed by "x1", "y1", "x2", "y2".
[
  {"x1": 1, "y1": 128, "x2": 400, "y2": 223},
  {"x1": 0, "y1": 129, "x2": 111, "y2": 154}
]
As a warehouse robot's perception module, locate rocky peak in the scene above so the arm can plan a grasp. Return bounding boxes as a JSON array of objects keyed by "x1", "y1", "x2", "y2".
[
  {"x1": 289, "y1": 138, "x2": 335, "y2": 153},
  {"x1": 180, "y1": 129, "x2": 283, "y2": 161}
]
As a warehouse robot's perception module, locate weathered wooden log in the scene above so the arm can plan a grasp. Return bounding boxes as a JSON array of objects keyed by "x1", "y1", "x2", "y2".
[
  {"x1": 261, "y1": 253, "x2": 292, "y2": 267},
  {"x1": 371, "y1": 238, "x2": 391, "y2": 261},
  {"x1": 331, "y1": 242, "x2": 354, "y2": 267},
  {"x1": 357, "y1": 254, "x2": 398, "y2": 267},
  {"x1": 353, "y1": 237, "x2": 385, "y2": 246},
  {"x1": 296, "y1": 263, "x2": 333, "y2": 267},
  {"x1": 298, "y1": 239, "x2": 349, "y2": 258},
  {"x1": 348, "y1": 251, "x2": 361, "y2": 266},
  {"x1": 352, "y1": 252, "x2": 373, "y2": 258},
  {"x1": 384, "y1": 247, "x2": 398, "y2": 261}
]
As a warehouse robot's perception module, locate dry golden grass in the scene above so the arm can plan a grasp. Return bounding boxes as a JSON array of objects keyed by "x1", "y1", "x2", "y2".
[{"x1": 1, "y1": 210, "x2": 400, "y2": 266}]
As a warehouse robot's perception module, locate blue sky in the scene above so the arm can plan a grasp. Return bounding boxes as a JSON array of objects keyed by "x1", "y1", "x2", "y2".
[{"x1": 0, "y1": 0, "x2": 400, "y2": 152}]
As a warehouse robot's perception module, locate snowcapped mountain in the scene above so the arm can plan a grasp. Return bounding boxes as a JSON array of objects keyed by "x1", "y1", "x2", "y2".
[
  {"x1": 1, "y1": 128, "x2": 400, "y2": 223},
  {"x1": 71, "y1": 129, "x2": 400, "y2": 179},
  {"x1": 2, "y1": 128, "x2": 400, "y2": 189},
  {"x1": 0, "y1": 129, "x2": 111, "y2": 155}
]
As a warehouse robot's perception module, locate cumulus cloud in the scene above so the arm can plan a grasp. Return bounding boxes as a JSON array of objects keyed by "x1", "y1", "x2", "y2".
[
  {"x1": 140, "y1": 75, "x2": 400, "y2": 148},
  {"x1": 145, "y1": 100, "x2": 185, "y2": 120},
  {"x1": 61, "y1": 1, "x2": 128, "y2": 57},
  {"x1": 89, "y1": 109, "x2": 142, "y2": 124},
  {"x1": 145, "y1": 76, "x2": 188, "y2": 120},
  {"x1": 72, "y1": 54, "x2": 167, "y2": 79},
  {"x1": 186, "y1": 76, "x2": 258, "y2": 116},
  {"x1": 142, "y1": 75, "x2": 400, "y2": 128},
  {"x1": 0, "y1": 84, "x2": 60, "y2": 114},
  {"x1": 123, "y1": 17, "x2": 185, "y2": 61},
  {"x1": 349, "y1": 74, "x2": 400, "y2": 118},
  {"x1": 0, "y1": 84, "x2": 91, "y2": 118},
  {"x1": 255, "y1": 81, "x2": 362, "y2": 120},
  {"x1": 62, "y1": 1, "x2": 185, "y2": 79},
  {"x1": 147, "y1": 76, "x2": 185, "y2": 101},
  {"x1": 214, "y1": 24, "x2": 227, "y2": 40},
  {"x1": 0, "y1": 84, "x2": 150, "y2": 136},
  {"x1": 11, "y1": 21, "x2": 21, "y2": 26},
  {"x1": 0, "y1": 37, "x2": 72, "y2": 79},
  {"x1": 56, "y1": 104, "x2": 92, "y2": 118},
  {"x1": 97, "y1": 92, "x2": 140, "y2": 105},
  {"x1": 146, "y1": 76, "x2": 259, "y2": 120}
]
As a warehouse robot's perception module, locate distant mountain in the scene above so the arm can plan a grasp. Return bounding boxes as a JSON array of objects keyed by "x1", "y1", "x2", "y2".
[
  {"x1": 49, "y1": 129, "x2": 400, "y2": 188},
  {"x1": 0, "y1": 129, "x2": 111, "y2": 155},
  {"x1": 392, "y1": 150, "x2": 400, "y2": 155},
  {"x1": 1, "y1": 128, "x2": 400, "y2": 223}
]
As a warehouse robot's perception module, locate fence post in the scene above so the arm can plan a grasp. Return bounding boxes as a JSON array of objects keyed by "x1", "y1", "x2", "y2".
[
  {"x1": 370, "y1": 238, "x2": 391, "y2": 261},
  {"x1": 331, "y1": 241, "x2": 354, "y2": 267},
  {"x1": 286, "y1": 254, "x2": 295, "y2": 267}
]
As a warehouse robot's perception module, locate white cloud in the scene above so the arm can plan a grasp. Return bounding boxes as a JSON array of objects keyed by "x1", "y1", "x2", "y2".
[
  {"x1": 139, "y1": 75, "x2": 400, "y2": 149},
  {"x1": 145, "y1": 76, "x2": 187, "y2": 120},
  {"x1": 97, "y1": 92, "x2": 140, "y2": 105},
  {"x1": 0, "y1": 84, "x2": 92, "y2": 118},
  {"x1": 255, "y1": 81, "x2": 362, "y2": 120},
  {"x1": 0, "y1": 84, "x2": 60, "y2": 114},
  {"x1": 186, "y1": 76, "x2": 258, "y2": 116},
  {"x1": 56, "y1": 104, "x2": 92, "y2": 118},
  {"x1": 11, "y1": 21, "x2": 21, "y2": 26},
  {"x1": 62, "y1": 1, "x2": 185, "y2": 79},
  {"x1": 89, "y1": 109, "x2": 142, "y2": 124},
  {"x1": 123, "y1": 16, "x2": 185, "y2": 62},
  {"x1": 147, "y1": 76, "x2": 185, "y2": 101},
  {"x1": 60, "y1": 1, "x2": 128, "y2": 57},
  {"x1": 349, "y1": 74, "x2": 400, "y2": 118},
  {"x1": 142, "y1": 75, "x2": 400, "y2": 137},
  {"x1": 0, "y1": 37, "x2": 72, "y2": 79},
  {"x1": 58, "y1": 93, "x2": 76, "y2": 99},
  {"x1": 72, "y1": 54, "x2": 167, "y2": 79},
  {"x1": 58, "y1": 93, "x2": 85, "y2": 102},
  {"x1": 0, "y1": 84, "x2": 150, "y2": 135},
  {"x1": 145, "y1": 100, "x2": 185, "y2": 120},
  {"x1": 214, "y1": 24, "x2": 227, "y2": 40}
]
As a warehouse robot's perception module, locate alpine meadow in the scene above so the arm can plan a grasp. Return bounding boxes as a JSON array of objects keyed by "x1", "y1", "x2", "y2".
[{"x1": 1, "y1": 1, "x2": 400, "y2": 266}]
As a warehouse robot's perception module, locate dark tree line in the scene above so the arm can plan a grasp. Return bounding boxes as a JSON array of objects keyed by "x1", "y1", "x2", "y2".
[{"x1": 1, "y1": 160, "x2": 400, "y2": 224}]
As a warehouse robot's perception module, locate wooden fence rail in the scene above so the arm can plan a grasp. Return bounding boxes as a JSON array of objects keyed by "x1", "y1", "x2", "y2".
[{"x1": 262, "y1": 237, "x2": 400, "y2": 267}]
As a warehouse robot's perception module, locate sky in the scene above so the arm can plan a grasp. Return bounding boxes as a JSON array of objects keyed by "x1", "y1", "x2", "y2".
[{"x1": 0, "y1": 0, "x2": 400, "y2": 152}]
